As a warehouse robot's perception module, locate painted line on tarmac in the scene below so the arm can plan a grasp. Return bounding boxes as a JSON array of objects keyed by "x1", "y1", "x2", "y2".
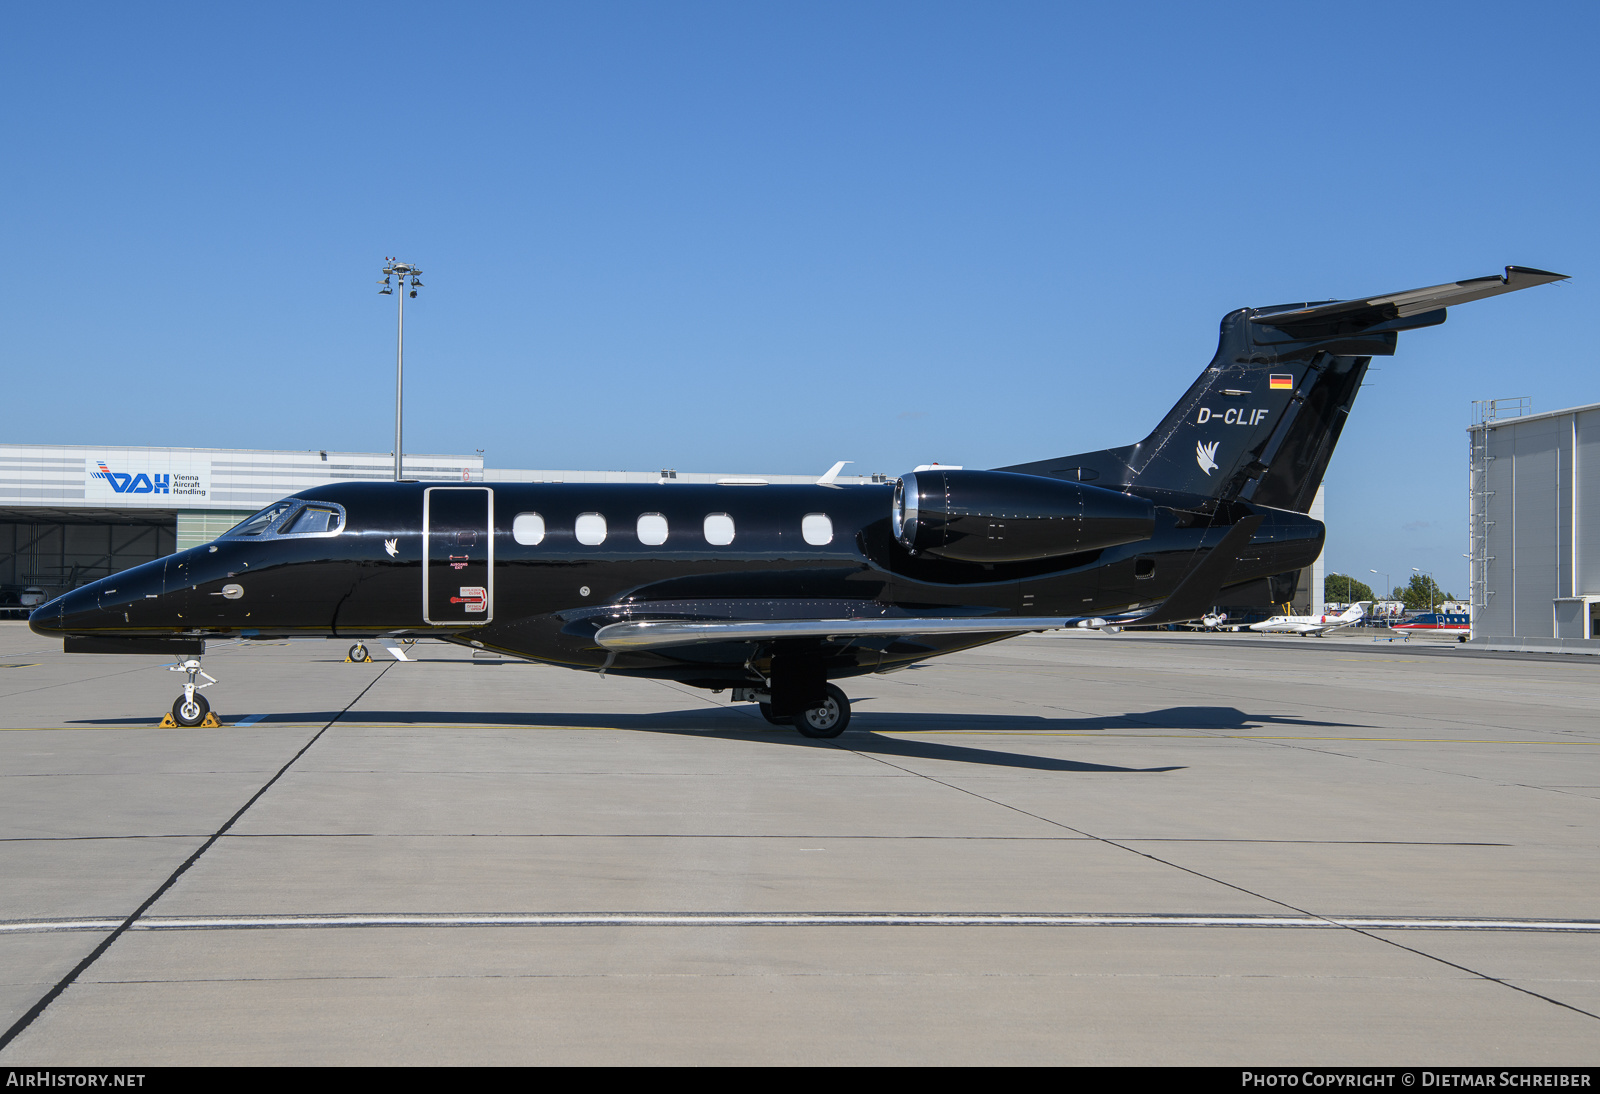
[
  {"x1": 2, "y1": 913, "x2": 1598, "y2": 934},
  {"x1": 0, "y1": 662, "x2": 397, "y2": 1054}
]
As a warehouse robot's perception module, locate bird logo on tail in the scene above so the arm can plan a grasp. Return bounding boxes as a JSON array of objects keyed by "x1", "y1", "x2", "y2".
[{"x1": 1196, "y1": 440, "x2": 1220, "y2": 475}]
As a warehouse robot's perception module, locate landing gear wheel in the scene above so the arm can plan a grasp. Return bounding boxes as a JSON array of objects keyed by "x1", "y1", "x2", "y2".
[
  {"x1": 794, "y1": 684, "x2": 850, "y2": 739},
  {"x1": 758, "y1": 703, "x2": 792, "y2": 726},
  {"x1": 348, "y1": 643, "x2": 369, "y2": 662},
  {"x1": 172, "y1": 692, "x2": 210, "y2": 728}
]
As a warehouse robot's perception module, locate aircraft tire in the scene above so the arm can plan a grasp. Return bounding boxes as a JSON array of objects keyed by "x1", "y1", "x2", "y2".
[
  {"x1": 757, "y1": 703, "x2": 792, "y2": 726},
  {"x1": 794, "y1": 685, "x2": 850, "y2": 739},
  {"x1": 348, "y1": 643, "x2": 368, "y2": 662},
  {"x1": 172, "y1": 693, "x2": 210, "y2": 728}
]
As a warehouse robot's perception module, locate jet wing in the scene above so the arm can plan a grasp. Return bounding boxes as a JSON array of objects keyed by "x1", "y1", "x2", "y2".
[
  {"x1": 595, "y1": 516, "x2": 1269, "y2": 652},
  {"x1": 594, "y1": 615, "x2": 1104, "y2": 651},
  {"x1": 1250, "y1": 266, "x2": 1566, "y2": 331}
]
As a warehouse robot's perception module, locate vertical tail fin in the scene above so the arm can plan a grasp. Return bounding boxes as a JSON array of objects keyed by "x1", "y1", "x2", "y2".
[{"x1": 998, "y1": 267, "x2": 1564, "y2": 511}]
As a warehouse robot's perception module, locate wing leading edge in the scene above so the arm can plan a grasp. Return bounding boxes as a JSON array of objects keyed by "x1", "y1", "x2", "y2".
[{"x1": 594, "y1": 615, "x2": 1108, "y2": 651}]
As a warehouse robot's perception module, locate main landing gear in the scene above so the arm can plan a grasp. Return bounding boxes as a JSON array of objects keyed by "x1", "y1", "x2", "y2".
[
  {"x1": 794, "y1": 684, "x2": 851, "y2": 738},
  {"x1": 165, "y1": 658, "x2": 217, "y2": 727},
  {"x1": 745, "y1": 684, "x2": 852, "y2": 738}
]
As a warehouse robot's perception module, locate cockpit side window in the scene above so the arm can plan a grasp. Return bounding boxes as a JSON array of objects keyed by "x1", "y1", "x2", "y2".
[
  {"x1": 225, "y1": 502, "x2": 297, "y2": 537},
  {"x1": 285, "y1": 505, "x2": 343, "y2": 535}
]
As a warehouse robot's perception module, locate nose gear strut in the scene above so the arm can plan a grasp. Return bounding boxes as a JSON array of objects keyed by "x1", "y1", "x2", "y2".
[{"x1": 161, "y1": 658, "x2": 220, "y2": 727}]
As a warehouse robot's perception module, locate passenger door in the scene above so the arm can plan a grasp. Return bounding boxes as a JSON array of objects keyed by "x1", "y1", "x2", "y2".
[{"x1": 423, "y1": 487, "x2": 494, "y2": 625}]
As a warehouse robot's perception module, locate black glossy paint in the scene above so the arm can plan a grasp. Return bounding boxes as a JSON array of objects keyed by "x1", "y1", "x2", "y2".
[
  {"x1": 31, "y1": 269, "x2": 1560, "y2": 696},
  {"x1": 27, "y1": 476, "x2": 1321, "y2": 686}
]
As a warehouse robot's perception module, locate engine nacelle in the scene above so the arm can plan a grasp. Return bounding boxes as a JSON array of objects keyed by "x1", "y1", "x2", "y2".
[{"x1": 892, "y1": 469, "x2": 1155, "y2": 563}]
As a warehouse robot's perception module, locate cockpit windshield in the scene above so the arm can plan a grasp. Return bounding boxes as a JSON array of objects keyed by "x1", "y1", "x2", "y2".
[{"x1": 224, "y1": 502, "x2": 297, "y2": 538}]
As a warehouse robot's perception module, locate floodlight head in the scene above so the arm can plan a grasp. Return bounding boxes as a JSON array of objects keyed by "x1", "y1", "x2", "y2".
[{"x1": 408, "y1": 289, "x2": 417, "y2": 298}]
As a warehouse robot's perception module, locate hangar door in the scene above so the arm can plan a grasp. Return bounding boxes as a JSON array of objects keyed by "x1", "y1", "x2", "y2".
[{"x1": 423, "y1": 487, "x2": 494, "y2": 625}]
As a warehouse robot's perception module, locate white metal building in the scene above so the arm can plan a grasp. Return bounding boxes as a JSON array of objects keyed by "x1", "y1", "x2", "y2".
[
  {"x1": 0, "y1": 445, "x2": 485, "y2": 600},
  {"x1": 0, "y1": 443, "x2": 880, "y2": 604},
  {"x1": 1469, "y1": 399, "x2": 1600, "y2": 649}
]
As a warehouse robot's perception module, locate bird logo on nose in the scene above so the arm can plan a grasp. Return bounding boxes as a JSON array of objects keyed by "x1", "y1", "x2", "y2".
[{"x1": 384, "y1": 539, "x2": 399, "y2": 558}]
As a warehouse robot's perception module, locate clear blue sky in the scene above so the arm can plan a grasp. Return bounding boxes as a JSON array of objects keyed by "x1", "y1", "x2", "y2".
[{"x1": 3, "y1": 2, "x2": 1594, "y2": 595}]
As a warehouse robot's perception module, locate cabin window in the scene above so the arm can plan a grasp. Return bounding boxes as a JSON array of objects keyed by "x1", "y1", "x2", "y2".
[
  {"x1": 575, "y1": 512, "x2": 607, "y2": 546},
  {"x1": 703, "y1": 513, "x2": 735, "y2": 546},
  {"x1": 801, "y1": 513, "x2": 833, "y2": 545},
  {"x1": 285, "y1": 505, "x2": 343, "y2": 535},
  {"x1": 512, "y1": 512, "x2": 545, "y2": 545},
  {"x1": 637, "y1": 513, "x2": 668, "y2": 546}
]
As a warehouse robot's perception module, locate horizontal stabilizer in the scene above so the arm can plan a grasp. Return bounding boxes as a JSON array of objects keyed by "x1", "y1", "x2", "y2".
[{"x1": 1252, "y1": 266, "x2": 1566, "y2": 331}]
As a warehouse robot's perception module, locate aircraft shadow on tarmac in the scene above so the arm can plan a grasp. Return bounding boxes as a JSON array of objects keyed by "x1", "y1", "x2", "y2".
[{"x1": 70, "y1": 704, "x2": 1365, "y2": 774}]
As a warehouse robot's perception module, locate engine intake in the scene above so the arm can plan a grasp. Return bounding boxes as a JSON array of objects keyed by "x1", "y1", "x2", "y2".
[{"x1": 893, "y1": 469, "x2": 1155, "y2": 563}]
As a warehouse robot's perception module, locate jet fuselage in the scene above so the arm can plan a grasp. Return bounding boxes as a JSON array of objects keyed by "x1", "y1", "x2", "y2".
[{"x1": 30, "y1": 480, "x2": 1323, "y2": 686}]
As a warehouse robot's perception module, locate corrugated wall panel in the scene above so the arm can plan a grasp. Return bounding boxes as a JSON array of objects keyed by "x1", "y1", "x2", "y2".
[
  {"x1": 176, "y1": 510, "x2": 256, "y2": 552},
  {"x1": 1511, "y1": 418, "x2": 1560, "y2": 638},
  {"x1": 1578, "y1": 409, "x2": 1600, "y2": 596},
  {"x1": 1557, "y1": 414, "x2": 1575, "y2": 598},
  {"x1": 1555, "y1": 600, "x2": 1586, "y2": 638}
]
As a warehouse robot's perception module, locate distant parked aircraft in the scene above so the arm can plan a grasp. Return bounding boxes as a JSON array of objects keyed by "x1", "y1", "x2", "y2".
[
  {"x1": 1391, "y1": 612, "x2": 1470, "y2": 642},
  {"x1": 1249, "y1": 603, "x2": 1365, "y2": 636}
]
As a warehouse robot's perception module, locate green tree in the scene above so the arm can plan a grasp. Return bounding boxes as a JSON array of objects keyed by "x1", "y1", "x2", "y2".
[
  {"x1": 1324, "y1": 573, "x2": 1374, "y2": 603},
  {"x1": 1397, "y1": 573, "x2": 1453, "y2": 611}
]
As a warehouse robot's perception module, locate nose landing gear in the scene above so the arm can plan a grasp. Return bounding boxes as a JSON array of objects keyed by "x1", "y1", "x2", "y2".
[
  {"x1": 161, "y1": 658, "x2": 219, "y2": 727},
  {"x1": 346, "y1": 643, "x2": 373, "y2": 663}
]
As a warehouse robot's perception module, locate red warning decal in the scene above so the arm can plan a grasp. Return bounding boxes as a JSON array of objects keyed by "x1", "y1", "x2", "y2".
[{"x1": 450, "y1": 587, "x2": 487, "y2": 612}]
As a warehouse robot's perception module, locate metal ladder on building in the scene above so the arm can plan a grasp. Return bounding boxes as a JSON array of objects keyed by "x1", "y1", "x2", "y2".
[{"x1": 1468, "y1": 398, "x2": 1530, "y2": 619}]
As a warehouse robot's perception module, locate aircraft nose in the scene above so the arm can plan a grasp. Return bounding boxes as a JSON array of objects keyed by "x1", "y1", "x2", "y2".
[
  {"x1": 28, "y1": 562, "x2": 172, "y2": 637},
  {"x1": 28, "y1": 585, "x2": 95, "y2": 636}
]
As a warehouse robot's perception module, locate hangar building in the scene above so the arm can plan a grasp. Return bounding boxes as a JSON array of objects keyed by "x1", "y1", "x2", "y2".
[
  {"x1": 1469, "y1": 399, "x2": 1600, "y2": 650},
  {"x1": 0, "y1": 444, "x2": 879, "y2": 610},
  {"x1": 0, "y1": 445, "x2": 484, "y2": 609}
]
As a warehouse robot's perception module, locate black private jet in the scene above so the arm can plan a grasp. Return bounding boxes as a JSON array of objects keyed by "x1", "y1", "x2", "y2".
[{"x1": 30, "y1": 267, "x2": 1564, "y2": 733}]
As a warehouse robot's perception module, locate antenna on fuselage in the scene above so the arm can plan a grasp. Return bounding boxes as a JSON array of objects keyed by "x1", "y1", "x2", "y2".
[{"x1": 816, "y1": 461, "x2": 852, "y2": 486}]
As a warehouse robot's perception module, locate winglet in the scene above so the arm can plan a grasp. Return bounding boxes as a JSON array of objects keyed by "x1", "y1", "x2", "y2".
[
  {"x1": 816, "y1": 461, "x2": 852, "y2": 485},
  {"x1": 1137, "y1": 515, "x2": 1265, "y2": 626}
]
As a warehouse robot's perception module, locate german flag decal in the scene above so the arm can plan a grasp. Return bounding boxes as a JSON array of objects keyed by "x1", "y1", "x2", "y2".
[{"x1": 1269, "y1": 374, "x2": 1294, "y2": 390}]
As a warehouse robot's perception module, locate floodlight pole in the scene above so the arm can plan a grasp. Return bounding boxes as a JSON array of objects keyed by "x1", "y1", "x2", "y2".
[
  {"x1": 395, "y1": 282, "x2": 404, "y2": 481},
  {"x1": 379, "y1": 260, "x2": 423, "y2": 481}
]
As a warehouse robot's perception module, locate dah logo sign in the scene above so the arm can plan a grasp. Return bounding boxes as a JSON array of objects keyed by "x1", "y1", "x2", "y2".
[{"x1": 92, "y1": 461, "x2": 169, "y2": 495}]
